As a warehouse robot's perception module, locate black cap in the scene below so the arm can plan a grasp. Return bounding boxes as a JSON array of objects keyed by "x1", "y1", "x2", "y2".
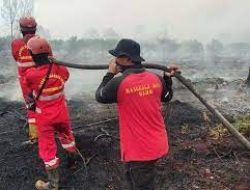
[{"x1": 109, "y1": 39, "x2": 145, "y2": 62}]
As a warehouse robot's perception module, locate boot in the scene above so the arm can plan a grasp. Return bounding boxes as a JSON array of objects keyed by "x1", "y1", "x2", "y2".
[
  {"x1": 21, "y1": 123, "x2": 38, "y2": 146},
  {"x1": 35, "y1": 167, "x2": 59, "y2": 190},
  {"x1": 28, "y1": 123, "x2": 38, "y2": 144}
]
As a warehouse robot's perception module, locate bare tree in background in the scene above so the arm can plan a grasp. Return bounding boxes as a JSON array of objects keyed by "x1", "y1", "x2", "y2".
[{"x1": 1, "y1": 0, "x2": 34, "y2": 39}]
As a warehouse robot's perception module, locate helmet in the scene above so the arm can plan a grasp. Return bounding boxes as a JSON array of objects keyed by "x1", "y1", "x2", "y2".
[
  {"x1": 27, "y1": 36, "x2": 52, "y2": 55},
  {"x1": 19, "y1": 16, "x2": 37, "y2": 32}
]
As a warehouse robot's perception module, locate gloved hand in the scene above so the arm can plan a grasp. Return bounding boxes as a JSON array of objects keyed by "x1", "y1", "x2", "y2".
[
  {"x1": 108, "y1": 58, "x2": 119, "y2": 75},
  {"x1": 25, "y1": 92, "x2": 36, "y2": 111},
  {"x1": 164, "y1": 64, "x2": 180, "y2": 77},
  {"x1": 26, "y1": 101, "x2": 36, "y2": 111}
]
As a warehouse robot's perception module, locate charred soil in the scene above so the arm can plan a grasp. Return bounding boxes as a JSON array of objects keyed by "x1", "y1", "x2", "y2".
[{"x1": 0, "y1": 99, "x2": 249, "y2": 190}]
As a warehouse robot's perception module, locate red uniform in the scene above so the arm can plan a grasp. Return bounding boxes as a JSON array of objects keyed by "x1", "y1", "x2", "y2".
[
  {"x1": 96, "y1": 68, "x2": 172, "y2": 162},
  {"x1": 11, "y1": 35, "x2": 37, "y2": 134},
  {"x1": 96, "y1": 39, "x2": 174, "y2": 190},
  {"x1": 25, "y1": 63, "x2": 76, "y2": 170},
  {"x1": 117, "y1": 71, "x2": 169, "y2": 161}
]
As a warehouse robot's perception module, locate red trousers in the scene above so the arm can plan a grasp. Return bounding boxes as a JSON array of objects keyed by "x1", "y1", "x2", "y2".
[
  {"x1": 36, "y1": 100, "x2": 76, "y2": 170},
  {"x1": 18, "y1": 71, "x2": 37, "y2": 139}
]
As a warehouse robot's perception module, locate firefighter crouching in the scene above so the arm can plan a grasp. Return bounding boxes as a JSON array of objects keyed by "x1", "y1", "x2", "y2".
[
  {"x1": 96, "y1": 39, "x2": 180, "y2": 190},
  {"x1": 25, "y1": 36, "x2": 77, "y2": 190},
  {"x1": 11, "y1": 16, "x2": 39, "y2": 143}
]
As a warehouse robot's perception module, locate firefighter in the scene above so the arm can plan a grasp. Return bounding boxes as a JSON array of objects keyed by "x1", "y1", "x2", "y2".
[
  {"x1": 11, "y1": 16, "x2": 38, "y2": 143},
  {"x1": 25, "y1": 36, "x2": 77, "y2": 190},
  {"x1": 96, "y1": 39, "x2": 180, "y2": 190}
]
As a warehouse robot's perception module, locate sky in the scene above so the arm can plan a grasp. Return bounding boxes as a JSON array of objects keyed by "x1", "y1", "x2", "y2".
[{"x1": 1, "y1": 0, "x2": 250, "y2": 43}]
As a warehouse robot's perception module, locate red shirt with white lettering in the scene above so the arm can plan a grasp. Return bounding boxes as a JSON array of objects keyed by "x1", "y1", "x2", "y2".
[
  {"x1": 118, "y1": 71, "x2": 169, "y2": 161},
  {"x1": 96, "y1": 67, "x2": 172, "y2": 162}
]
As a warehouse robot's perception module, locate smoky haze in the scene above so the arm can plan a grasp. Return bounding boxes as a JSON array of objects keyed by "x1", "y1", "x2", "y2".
[
  {"x1": 0, "y1": 0, "x2": 250, "y2": 101},
  {"x1": 1, "y1": 36, "x2": 250, "y2": 101},
  {"x1": 33, "y1": 0, "x2": 250, "y2": 43}
]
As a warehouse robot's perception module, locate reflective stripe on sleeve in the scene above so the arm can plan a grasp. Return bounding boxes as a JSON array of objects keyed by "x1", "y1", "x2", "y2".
[{"x1": 16, "y1": 61, "x2": 35, "y2": 67}]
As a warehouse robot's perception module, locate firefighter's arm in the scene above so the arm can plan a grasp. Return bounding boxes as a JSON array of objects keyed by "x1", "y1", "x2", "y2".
[
  {"x1": 64, "y1": 67, "x2": 70, "y2": 81},
  {"x1": 95, "y1": 72, "x2": 121, "y2": 104},
  {"x1": 11, "y1": 41, "x2": 18, "y2": 61},
  {"x1": 159, "y1": 75, "x2": 173, "y2": 102},
  {"x1": 56, "y1": 65, "x2": 70, "y2": 81},
  {"x1": 160, "y1": 64, "x2": 180, "y2": 102},
  {"x1": 24, "y1": 73, "x2": 33, "y2": 100},
  {"x1": 24, "y1": 73, "x2": 36, "y2": 111},
  {"x1": 96, "y1": 59, "x2": 122, "y2": 103}
]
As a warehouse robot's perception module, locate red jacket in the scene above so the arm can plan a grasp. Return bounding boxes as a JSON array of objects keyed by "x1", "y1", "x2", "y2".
[
  {"x1": 96, "y1": 67, "x2": 173, "y2": 162},
  {"x1": 11, "y1": 35, "x2": 36, "y2": 77},
  {"x1": 25, "y1": 63, "x2": 69, "y2": 111}
]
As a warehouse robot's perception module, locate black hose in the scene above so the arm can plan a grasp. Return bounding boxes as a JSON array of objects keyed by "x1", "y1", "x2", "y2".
[{"x1": 54, "y1": 59, "x2": 250, "y2": 150}]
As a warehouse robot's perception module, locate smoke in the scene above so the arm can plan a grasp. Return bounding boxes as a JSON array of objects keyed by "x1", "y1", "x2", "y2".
[
  {"x1": 0, "y1": 68, "x2": 106, "y2": 101},
  {"x1": 65, "y1": 69, "x2": 106, "y2": 99},
  {"x1": 33, "y1": 0, "x2": 250, "y2": 43},
  {"x1": 1, "y1": 37, "x2": 250, "y2": 102},
  {"x1": 0, "y1": 80, "x2": 23, "y2": 101}
]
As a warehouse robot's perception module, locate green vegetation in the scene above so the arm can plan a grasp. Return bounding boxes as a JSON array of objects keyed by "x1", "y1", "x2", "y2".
[
  {"x1": 233, "y1": 114, "x2": 250, "y2": 136},
  {"x1": 210, "y1": 114, "x2": 250, "y2": 140}
]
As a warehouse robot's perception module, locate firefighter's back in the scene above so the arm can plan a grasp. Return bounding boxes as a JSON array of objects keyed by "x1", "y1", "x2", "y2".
[
  {"x1": 11, "y1": 38, "x2": 35, "y2": 75},
  {"x1": 117, "y1": 70, "x2": 169, "y2": 161},
  {"x1": 26, "y1": 63, "x2": 70, "y2": 122}
]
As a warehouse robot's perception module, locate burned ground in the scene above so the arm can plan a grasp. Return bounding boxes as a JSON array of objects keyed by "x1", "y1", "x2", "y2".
[{"x1": 0, "y1": 97, "x2": 249, "y2": 190}]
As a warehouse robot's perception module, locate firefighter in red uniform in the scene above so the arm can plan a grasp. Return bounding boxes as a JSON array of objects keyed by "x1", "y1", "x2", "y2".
[
  {"x1": 96, "y1": 39, "x2": 180, "y2": 190},
  {"x1": 11, "y1": 16, "x2": 38, "y2": 143},
  {"x1": 25, "y1": 36, "x2": 77, "y2": 190}
]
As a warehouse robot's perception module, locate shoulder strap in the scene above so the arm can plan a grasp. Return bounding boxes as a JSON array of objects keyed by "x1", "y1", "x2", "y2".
[{"x1": 36, "y1": 63, "x2": 53, "y2": 100}]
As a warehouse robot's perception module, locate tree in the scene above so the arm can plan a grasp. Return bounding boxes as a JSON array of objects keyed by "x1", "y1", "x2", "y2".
[
  {"x1": 157, "y1": 37, "x2": 179, "y2": 61},
  {"x1": 134, "y1": 25, "x2": 145, "y2": 39},
  {"x1": 178, "y1": 40, "x2": 204, "y2": 55},
  {"x1": 1, "y1": 0, "x2": 34, "y2": 39},
  {"x1": 84, "y1": 28, "x2": 100, "y2": 39},
  {"x1": 206, "y1": 39, "x2": 223, "y2": 56},
  {"x1": 37, "y1": 25, "x2": 51, "y2": 39},
  {"x1": 102, "y1": 28, "x2": 120, "y2": 40}
]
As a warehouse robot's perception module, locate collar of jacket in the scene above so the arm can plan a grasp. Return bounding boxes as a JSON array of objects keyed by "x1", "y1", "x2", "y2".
[
  {"x1": 122, "y1": 65, "x2": 145, "y2": 75},
  {"x1": 23, "y1": 34, "x2": 35, "y2": 43}
]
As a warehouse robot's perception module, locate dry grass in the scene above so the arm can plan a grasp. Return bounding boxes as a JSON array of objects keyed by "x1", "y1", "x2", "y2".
[{"x1": 210, "y1": 114, "x2": 250, "y2": 140}]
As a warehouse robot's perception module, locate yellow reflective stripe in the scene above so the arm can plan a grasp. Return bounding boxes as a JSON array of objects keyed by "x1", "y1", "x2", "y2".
[
  {"x1": 39, "y1": 74, "x2": 65, "y2": 88},
  {"x1": 19, "y1": 56, "x2": 32, "y2": 60},
  {"x1": 43, "y1": 85, "x2": 63, "y2": 93},
  {"x1": 18, "y1": 45, "x2": 28, "y2": 57},
  {"x1": 38, "y1": 91, "x2": 64, "y2": 101}
]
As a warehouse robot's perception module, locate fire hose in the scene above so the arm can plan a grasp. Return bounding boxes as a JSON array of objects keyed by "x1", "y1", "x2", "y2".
[{"x1": 53, "y1": 59, "x2": 250, "y2": 150}]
